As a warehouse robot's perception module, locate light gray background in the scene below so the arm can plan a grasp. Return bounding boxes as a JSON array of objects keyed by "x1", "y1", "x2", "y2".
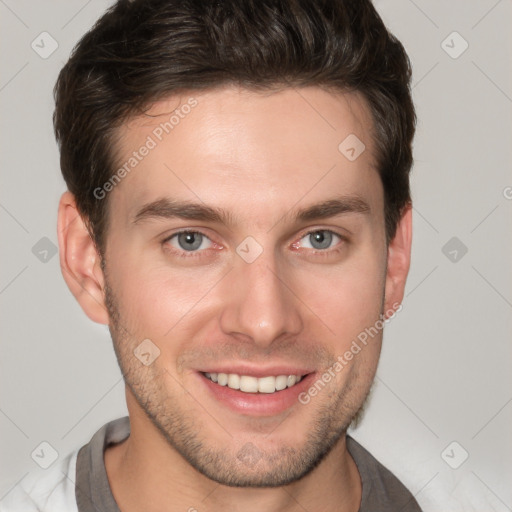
[{"x1": 1, "y1": 1, "x2": 511, "y2": 510}]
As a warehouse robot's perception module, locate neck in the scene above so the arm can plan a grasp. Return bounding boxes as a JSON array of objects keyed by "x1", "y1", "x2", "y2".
[{"x1": 105, "y1": 395, "x2": 361, "y2": 512}]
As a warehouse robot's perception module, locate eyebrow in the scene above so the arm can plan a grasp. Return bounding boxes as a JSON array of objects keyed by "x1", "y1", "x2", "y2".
[{"x1": 132, "y1": 195, "x2": 371, "y2": 226}]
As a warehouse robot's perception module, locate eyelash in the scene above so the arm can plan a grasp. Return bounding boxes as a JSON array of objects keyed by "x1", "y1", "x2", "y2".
[
  {"x1": 162, "y1": 229, "x2": 347, "y2": 259},
  {"x1": 292, "y1": 228, "x2": 347, "y2": 256}
]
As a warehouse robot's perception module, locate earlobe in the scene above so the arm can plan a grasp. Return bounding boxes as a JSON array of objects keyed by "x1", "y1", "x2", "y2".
[
  {"x1": 57, "y1": 191, "x2": 109, "y2": 325},
  {"x1": 383, "y1": 204, "x2": 413, "y2": 317}
]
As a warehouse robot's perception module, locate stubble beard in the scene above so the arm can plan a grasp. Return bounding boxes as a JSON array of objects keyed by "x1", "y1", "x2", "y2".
[{"x1": 103, "y1": 276, "x2": 376, "y2": 488}]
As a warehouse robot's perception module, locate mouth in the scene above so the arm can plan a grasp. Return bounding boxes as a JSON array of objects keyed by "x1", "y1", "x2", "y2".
[
  {"x1": 202, "y1": 372, "x2": 305, "y2": 394},
  {"x1": 197, "y1": 369, "x2": 315, "y2": 416}
]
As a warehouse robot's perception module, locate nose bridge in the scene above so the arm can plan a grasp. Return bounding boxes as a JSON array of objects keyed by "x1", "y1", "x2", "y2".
[{"x1": 219, "y1": 246, "x2": 303, "y2": 346}]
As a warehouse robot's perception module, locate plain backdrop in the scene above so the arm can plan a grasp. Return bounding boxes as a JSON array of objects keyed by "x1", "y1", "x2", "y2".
[{"x1": 1, "y1": 1, "x2": 511, "y2": 510}]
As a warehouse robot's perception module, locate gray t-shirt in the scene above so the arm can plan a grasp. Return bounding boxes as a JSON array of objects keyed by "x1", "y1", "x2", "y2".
[{"x1": 75, "y1": 416, "x2": 422, "y2": 512}]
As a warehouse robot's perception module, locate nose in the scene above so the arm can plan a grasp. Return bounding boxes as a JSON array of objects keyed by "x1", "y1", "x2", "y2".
[{"x1": 219, "y1": 251, "x2": 304, "y2": 349}]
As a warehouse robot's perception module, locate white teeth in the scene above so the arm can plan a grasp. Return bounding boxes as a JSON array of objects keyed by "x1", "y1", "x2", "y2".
[
  {"x1": 240, "y1": 375, "x2": 259, "y2": 393},
  {"x1": 204, "y1": 372, "x2": 304, "y2": 394},
  {"x1": 227, "y1": 373, "x2": 240, "y2": 390},
  {"x1": 258, "y1": 376, "x2": 276, "y2": 393},
  {"x1": 217, "y1": 373, "x2": 228, "y2": 386},
  {"x1": 275, "y1": 375, "x2": 288, "y2": 391}
]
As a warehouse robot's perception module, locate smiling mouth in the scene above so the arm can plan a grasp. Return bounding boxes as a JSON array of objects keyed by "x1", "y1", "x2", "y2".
[{"x1": 202, "y1": 372, "x2": 307, "y2": 394}]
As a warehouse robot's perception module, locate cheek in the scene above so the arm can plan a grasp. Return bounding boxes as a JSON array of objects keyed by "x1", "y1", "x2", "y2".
[
  {"x1": 107, "y1": 254, "x2": 223, "y2": 339},
  {"x1": 106, "y1": 233, "x2": 386, "y2": 349},
  {"x1": 295, "y1": 248, "x2": 385, "y2": 343}
]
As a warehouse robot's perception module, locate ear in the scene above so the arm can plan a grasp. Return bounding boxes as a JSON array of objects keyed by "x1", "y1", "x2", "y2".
[
  {"x1": 383, "y1": 204, "x2": 412, "y2": 317},
  {"x1": 57, "y1": 191, "x2": 109, "y2": 324}
]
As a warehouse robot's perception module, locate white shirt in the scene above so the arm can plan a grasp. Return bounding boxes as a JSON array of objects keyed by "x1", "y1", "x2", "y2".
[{"x1": 0, "y1": 450, "x2": 79, "y2": 512}]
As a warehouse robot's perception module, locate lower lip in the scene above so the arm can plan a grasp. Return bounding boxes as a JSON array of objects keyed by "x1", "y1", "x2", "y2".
[{"x1": 197, "y1": 372, "x2": 316, "y2": 416}]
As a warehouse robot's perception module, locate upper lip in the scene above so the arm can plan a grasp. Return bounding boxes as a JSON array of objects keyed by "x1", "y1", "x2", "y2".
[{"x1": 197, "y1": 365, "x2": 314, "y2": 378}]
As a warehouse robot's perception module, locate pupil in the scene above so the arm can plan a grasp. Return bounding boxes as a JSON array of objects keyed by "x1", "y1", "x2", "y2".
[
  {"x1": 179, "y1": 232, "x2": 202, "y2": 251},
  {"x1": 310, "y1": 231, "x2": 331, "y2": 249}
]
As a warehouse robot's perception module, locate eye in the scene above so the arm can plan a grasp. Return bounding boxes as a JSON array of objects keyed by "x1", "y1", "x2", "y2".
[
  {"x1": 295, "y1": 230, "x2": 343, "y2": 251},
  {"x1": 166, "y1": 231, "x2": 213, "y2": 252}
]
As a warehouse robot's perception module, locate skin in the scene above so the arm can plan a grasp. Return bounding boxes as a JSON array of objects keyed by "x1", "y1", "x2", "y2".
[{"x1": 57, "y1": 85, "x2": 412, "y2": 512}]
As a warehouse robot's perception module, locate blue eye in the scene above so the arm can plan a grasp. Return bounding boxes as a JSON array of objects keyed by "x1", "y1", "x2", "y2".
[
  {"x1": 299, "y1": 230, "x2": 342, "y2": 250},
  {"x1": 163, "y1": 228, "x2": 345, "y2": 260},
  {"x1": 167, "y1": 231, "x2": 212, "y2": 252}
]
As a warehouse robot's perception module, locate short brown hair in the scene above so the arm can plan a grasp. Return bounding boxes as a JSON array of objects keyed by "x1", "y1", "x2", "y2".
[{"x1": 54, "y1": 0, "x2": 416, "y2": 254}]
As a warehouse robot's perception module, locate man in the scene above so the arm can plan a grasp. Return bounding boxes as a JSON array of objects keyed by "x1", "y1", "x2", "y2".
[{"x1": 1, "y1": 0, "x2": 420, "y2": 510}]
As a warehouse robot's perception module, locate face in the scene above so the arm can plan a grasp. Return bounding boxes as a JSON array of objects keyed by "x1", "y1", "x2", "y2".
[{"x1": 95, "y1": 86, "x2": 399, "y2": 486}]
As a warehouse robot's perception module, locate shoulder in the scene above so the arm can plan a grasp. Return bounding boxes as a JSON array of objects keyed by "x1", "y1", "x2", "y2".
[
  {"x1": 0, "y1": 450, "x2": 79, "y2": 512},
  {"x1": 346, "y1": 435, "x2": 423, "y2": 512}
]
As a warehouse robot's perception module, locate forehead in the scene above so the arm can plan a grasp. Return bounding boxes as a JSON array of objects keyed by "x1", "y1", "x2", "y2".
[{"x1": 109, "y1": 85, "x2": 381, "y2": 224}]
